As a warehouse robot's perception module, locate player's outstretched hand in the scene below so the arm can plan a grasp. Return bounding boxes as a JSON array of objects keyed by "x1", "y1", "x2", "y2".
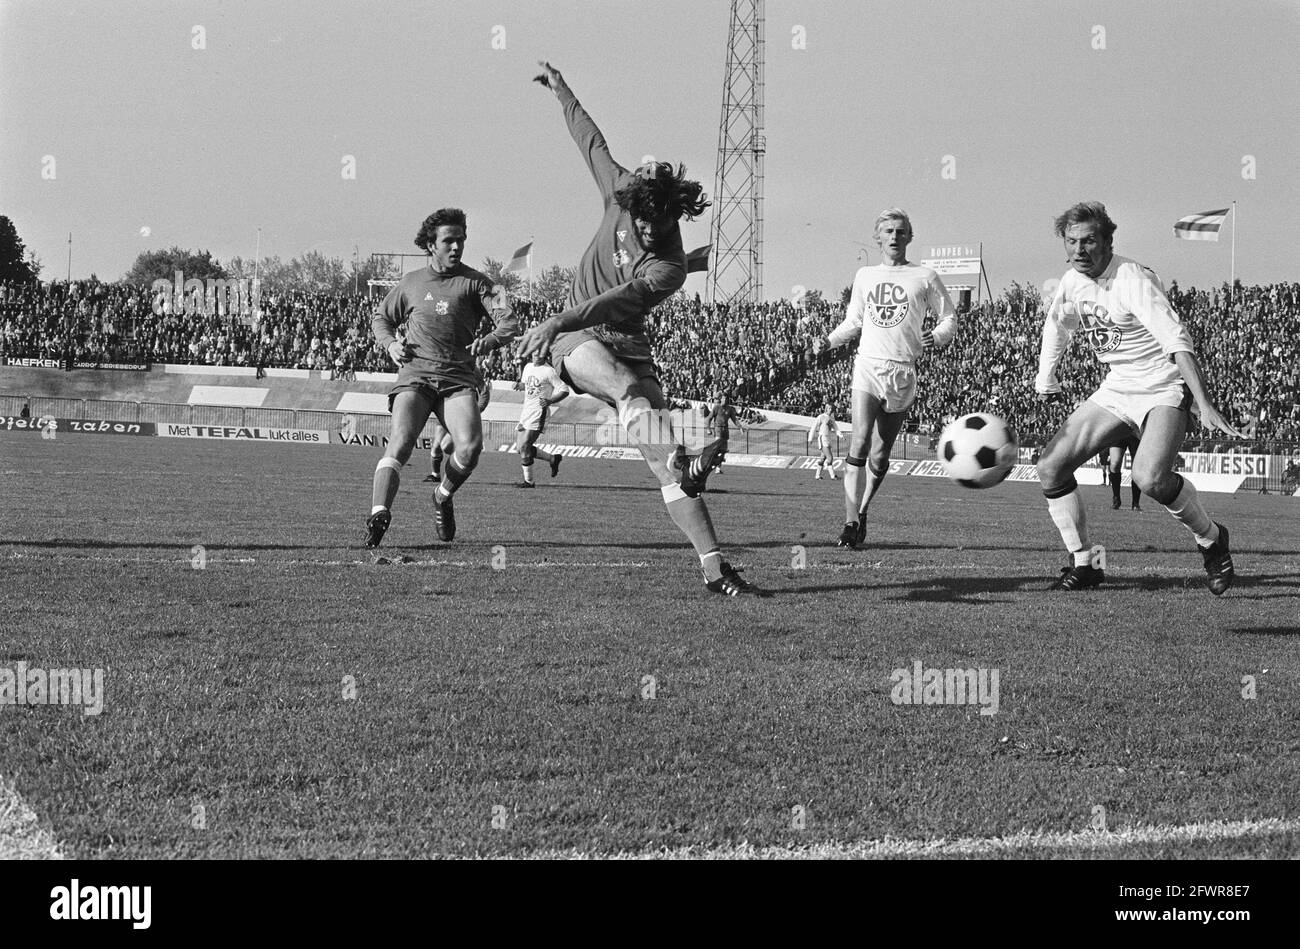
[
  {"x1": 1197, "y1": 403, "x2": 1243, "y2": 438},
  {"x1": 387, "y1": 340, "x2": 414, "y2": 366},
  {"x1": 533, "y1": 61, "x2": 569, "y2": 97},
  {"x1": 922, "y1": 330, "x2": 935, "y2": 351},
  {"x1": 516, "y1": 318, "x2": 561, "y2": 362}
]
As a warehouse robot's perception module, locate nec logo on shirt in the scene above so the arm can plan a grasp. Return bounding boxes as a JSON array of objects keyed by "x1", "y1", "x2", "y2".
[{"x1": 865, "y1": 282, "x2": 908, "y2": 327}]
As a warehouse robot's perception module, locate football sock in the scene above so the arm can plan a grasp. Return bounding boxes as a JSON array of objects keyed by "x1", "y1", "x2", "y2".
[
  {"x1": 843, "y1": 455, "x2": 867, "y2": 524},
  {"x1": 372, "y1": 456, "x2": 402, "y2": 511},
  {"x1": 1045, "y1": 486, "x2": 1088, "y2": 554},
  {"x1": 370, "y1": 504, "x2": 387, "y2": 517},
  {"x1": 1131, "y1": 483, "x2": 1141, "y2": 505},
  {"x1": 699, "y1": 550, "x2": 724, "y2": 582},
  {"x1": 436, "y1": 451, "x2": 473, "y2": 500},
  {"x1": 431, "y1": 446, "x2": 444, "y2": 477},
  {"x1": 1072, "y1": 548, "x2": 1093, "y2": 568},
  {"x1": 662, "y1": 483, "x2": 722, "y2": 575},
  {"x1": 1110, "y1": 471, "x2": 1121, "y2": 504},
  {"x1": 534, "y1": 447, "x2": 553, "y2": 463},
  {"x1": 1160, "y1": 474, "x2": 1218, "y2": 545},
  {"x1": 521, "y1": 460, "x2": 534, "y2": 484}
]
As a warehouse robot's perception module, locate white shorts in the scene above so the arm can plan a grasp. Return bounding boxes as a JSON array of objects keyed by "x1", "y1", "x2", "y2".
[
  {"x1": 852, "y1": 356, "x2": 917, "y2": 413},
  {"x1": 1089, "y1": 375, "x2": 1191, "y2": 434},
  {"x1": 517, "y1": 404, "x2": 548, "y2": 432}
]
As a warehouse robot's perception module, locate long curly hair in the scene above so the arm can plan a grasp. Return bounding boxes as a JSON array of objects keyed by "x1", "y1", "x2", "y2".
[
  {"x1": 614, "y1": 163, "x2": 711, "y2": 222},
  {"x1": 414, "y1": 208, "x2": 468, "y2": 252}
]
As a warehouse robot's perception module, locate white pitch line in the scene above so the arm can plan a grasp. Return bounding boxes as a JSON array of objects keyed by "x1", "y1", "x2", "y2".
[
  {"x1": 0, "y1": 771, "x2": 64, "y2": 860},
  {"x1": 512, "y1": 817, "x2": 1300, "y2": 860}
]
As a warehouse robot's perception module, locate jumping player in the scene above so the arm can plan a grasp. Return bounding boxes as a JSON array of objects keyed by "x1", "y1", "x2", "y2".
[
  {"x1": 516, "y1": 62, "x2": 762, "y2": 596},
  {"x1": 514, "y1": 351, "x2": 570, "y2": 487},
  {"x1": 821, "y1": 209, "x2": 959, "y2": 548},
  {"x1": 1035, "y1": 201, "x2": 1238, "y2": 593},
  {"x1": 807, "y1": 403, "x2": 841, "y2": 480},
  {"x1": 365, "y1": 208, "x2": 517, "y2": 547},
  {"x1": 1107, "y1": 434, "x2": 1142, "y2": 510}
]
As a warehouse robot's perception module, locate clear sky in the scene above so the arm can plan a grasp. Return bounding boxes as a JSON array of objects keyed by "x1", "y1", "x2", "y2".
[{"x1": 3, "y1": 0, "x2": 1297, "y2": 300}]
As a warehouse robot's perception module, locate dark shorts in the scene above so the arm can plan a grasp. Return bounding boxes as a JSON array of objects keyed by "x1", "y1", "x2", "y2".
[
  {"x1": 550, "y1": 328, "x2": 660, "y2": 397},
  {"x1": 387, "y1": 370, "x2": 478, "y2": 414}
]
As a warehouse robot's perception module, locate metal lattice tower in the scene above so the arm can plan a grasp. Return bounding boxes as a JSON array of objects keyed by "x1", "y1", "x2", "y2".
[{"x1": 706, "y1": 0, "x2": 765, "y2": 306}]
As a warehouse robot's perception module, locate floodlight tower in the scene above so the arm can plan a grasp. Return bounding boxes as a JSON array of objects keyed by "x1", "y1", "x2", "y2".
[{"x1": 706, "y1": 0, "x2": 765, "y2": 306}]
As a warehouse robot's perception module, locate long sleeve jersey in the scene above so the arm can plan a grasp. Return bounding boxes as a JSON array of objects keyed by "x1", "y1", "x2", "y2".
[
  {"x1": 1035, "y1": 255, "x2": 1194, "y2": 394},
  {"x1": 372, "y1": 264, "x2": 516, "y2": 386},
  {"x1": 828, "y1": 263, "x2": 958, "y2": 362},
  {"x1": 555, "y1": 87, "x2": 687, "y2": 334}
]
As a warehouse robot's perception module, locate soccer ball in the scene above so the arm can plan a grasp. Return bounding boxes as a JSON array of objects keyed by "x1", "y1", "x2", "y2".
[{"x1": 937, "y1": 413, "x2": 1018, "y2": 488}]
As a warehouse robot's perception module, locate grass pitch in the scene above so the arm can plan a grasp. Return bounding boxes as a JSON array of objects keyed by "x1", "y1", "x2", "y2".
[{"x1": 1, "y1": 434, "x2": 1297, "y2": 858}]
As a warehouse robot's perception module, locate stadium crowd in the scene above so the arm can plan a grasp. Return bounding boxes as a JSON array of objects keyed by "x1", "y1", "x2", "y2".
[{"x1": 2, "y1": 276, "x2": 1298, "y2": 442}]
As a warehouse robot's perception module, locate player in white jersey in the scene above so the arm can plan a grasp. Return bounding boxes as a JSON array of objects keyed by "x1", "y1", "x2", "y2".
[
  {"x1": 807, "y1": 403, "x2": 841, "y2": 480},
  {"x1": 1035, "y1": 201, "x2": 1239, "y2": 594},
  {"x1": 821, "y1": 209, "x2": 959, "y2": 547},
  {"x1": 513, "y1": 352, "x2": 570, "y2": 486}
]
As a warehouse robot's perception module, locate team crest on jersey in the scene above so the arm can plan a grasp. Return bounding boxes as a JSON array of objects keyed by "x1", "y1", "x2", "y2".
[
  {"x1": 864, "y1": 282, "x2": 909, "y2": 327},
  {"x1": 435, "y1": 300, "x2": 449, "y2": 315},
  {"x1": 613, "y1": 249, "x2": 631, "y2": 267},
  {"x1": 1065, "y1": 300, "x2": 1122, "y2": 354}
]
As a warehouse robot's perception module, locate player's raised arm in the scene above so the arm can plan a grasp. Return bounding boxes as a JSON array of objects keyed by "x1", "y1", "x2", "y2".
[{"x1": 535, "y1": 61, "x2": 626, "y2": 203}]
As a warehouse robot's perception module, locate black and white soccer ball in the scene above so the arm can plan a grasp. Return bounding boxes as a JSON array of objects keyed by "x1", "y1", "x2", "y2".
[{"x1": 937, "y1": 413, "x2": 1018, "y2": 488}]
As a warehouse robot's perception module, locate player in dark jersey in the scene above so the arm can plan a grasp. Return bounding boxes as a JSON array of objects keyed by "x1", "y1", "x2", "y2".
[
  {"x1": 516, "y1": 62, "x2": 763, "y2": 596},
  {"x1": 365, "y1": 208, "x2": 517, "y2": 547},
  {"x1": 705, "y1": 394, "x2": 747, "y2": 477},
  {"x1": 1107, "y1": 433, "x2": 1142, "y2": 510}
]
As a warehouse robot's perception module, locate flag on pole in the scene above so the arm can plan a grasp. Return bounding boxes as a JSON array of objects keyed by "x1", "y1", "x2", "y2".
[
  {"x1": 1173, "y1": 208, "x2": 1230, "y2": 241},
  {"x1": 686, "y1": 245, "x2": 711, "y2": 273},
  {"x1": 505, "y1": 241, "x2": 533, "y2": 272}
]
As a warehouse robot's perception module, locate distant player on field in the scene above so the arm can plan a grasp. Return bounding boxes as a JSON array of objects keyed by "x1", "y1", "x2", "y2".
[
  {"x1": 516, "y1": 62, "x2": 763, "y2": 596},
  {"x1": 1106, "y1": 434, "x2": 1142, "y2": 510},
  {"x1": 365, "y1": 208, "x2": 517, "y2": 547},
  {"x1": 807, "y1": 403, "x2": 841, "y2": 480},
  {"x1": 705, "y1": 393, "x2": 747, "y2": 476},
  {"x1": 820, "y1": 209, "x2": 959, "y2": 548},
  {"x1": 514, "y1": 351, "x2": 570, "y2": 487},
  {"x1": 1035, "y1": 201, "x2": 1238, "y2": 593}
]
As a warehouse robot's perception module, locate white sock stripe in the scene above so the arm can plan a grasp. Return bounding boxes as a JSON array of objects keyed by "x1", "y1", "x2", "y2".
[
  {"x1": 376, "y1": 457, "x2": 402, "y2": 473},
  {"x1": 660, "y1": 483, "x2": 688, "y2": 503}
]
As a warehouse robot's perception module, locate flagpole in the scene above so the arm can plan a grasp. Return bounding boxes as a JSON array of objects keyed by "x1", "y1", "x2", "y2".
[{"x1": 1230, "y1": 201, "x2": 1236, "y2": 302}]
